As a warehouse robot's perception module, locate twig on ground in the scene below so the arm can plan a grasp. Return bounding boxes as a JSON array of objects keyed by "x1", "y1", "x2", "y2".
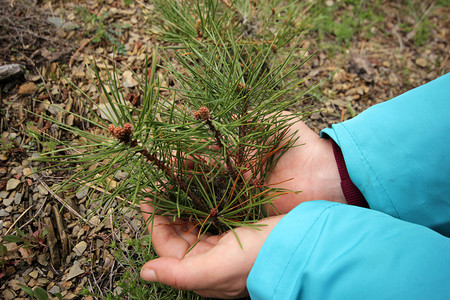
[
  {"x1": 29, "y1": 166, "x2": 95, "y2": 225},
  {"x1": 69, "y1": 35, "x2": 96, "y2": 68},
  {"x1": 3, "y1": 205, "x2": 33, "y2": 236}
]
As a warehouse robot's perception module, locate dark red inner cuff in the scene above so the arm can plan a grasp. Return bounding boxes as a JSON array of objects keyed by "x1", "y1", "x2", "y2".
[{"x1": 330, "y1": 139, "x2": 369, "y2": 208}]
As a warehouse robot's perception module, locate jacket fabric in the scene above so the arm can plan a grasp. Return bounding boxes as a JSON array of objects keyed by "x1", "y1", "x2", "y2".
[{"x1": 247, "y1": 73, "x2": 450, "y2": 299}]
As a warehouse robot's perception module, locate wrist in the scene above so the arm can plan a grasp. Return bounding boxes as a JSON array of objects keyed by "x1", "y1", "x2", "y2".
[{"x1": 315, "y1": 138, "x2": 347, "y2": 204}]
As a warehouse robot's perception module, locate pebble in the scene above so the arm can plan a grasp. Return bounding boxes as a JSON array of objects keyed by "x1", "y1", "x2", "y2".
[
  {"x1": 122, "y1": 70, "x2": 138, "y2": 87},
  {"x1": 0, "y1": 209, "x2": 10, "y2": 217},
  {"x1": 90, "y1": 215, "x2": 101, "y2": 226},
  {"x1": 114, "y1": 170, "x2": 129, "y2": 180},
  {"x1": 2, "y1": 289, "x2": 15, "y2": 300},
  {"x1": 415, "y1": 57, "x2": 427, "y2": 68},
  {"x1": 73, "y1": 241, "x2": 87, "y2": 256},
  {"x1": 8, "y1": 279, "x2": 24, "y2": 290},
  {"x1": 14, "y1": 193, "x2": 22, "y2": 205},
  {"x1": 0, "y1": 166, "x2": 7, "y2": 177},
  {"x1": 3, "y1": 193, "x2": 14, "y2": 206},
  {"x1": 310, "y1": 112, "x2": 321, "y2": 120},
  {"x1": 37, "y1": 253, "x2": 49, "y2": 266},
  {"x1": 11, "y1": 165, "x2": 23, "y2": 175},
  {"x1": 18, "y1": 82, "x2": 38, "y2": 95},
  {"x1": 59, "y1": 280, "x2": 72, "y2": 291},
  {"x1": 6, "y1": 178, "x2": 21, "y2": 191},
  {"x1": 29, "y1": 270, "x2": 39, "y2": 279},
  {"x1": 75, "y1": 187, "x2": 89, "y2": 199},
  {"x1": 28, "y1": 278, "x2": 38, "y2": 287},
  {"x1": 37, "y1": 184, "x2": 49, "y2": 195},
  {"x1": 48, "y1": 285, "x2": 61, "y2": 295},
  {"x1": 66, "y1": 261, "x2": 84, "y2": 280},
  {"x1": 0, "y1": 191, "x2": 9, "y2": 199},
  {"x1": 131, "y1": 218, "x2": 141, "y2": 231},
  {"x1": 37, "y1": 278, "x2": 49, "y2": 285}
]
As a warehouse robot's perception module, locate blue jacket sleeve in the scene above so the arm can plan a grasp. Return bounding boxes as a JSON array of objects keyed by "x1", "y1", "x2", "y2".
[
  {"x1": 247, "y1": 74, "x2": 450, "y2": 299},
  {"x1": 247, "y1": 201, "x2": 450, "y2": 300},
  {"x1": 321, "y1": 73, "x2": 450, "y2": 236}
]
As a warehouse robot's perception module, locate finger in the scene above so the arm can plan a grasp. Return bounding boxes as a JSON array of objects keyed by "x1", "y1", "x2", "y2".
[
  {"x1": 140, "y1": 247, "x2": 248, "y2": 298},
  {"x1": 140, "y1": 202, "x2": 190, "y2": 258},
  {"x1": 141, "y1": 201, "x2": 215, "y2": 257}
]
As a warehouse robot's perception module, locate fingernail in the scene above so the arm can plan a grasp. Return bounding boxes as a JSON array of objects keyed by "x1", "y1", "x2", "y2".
[{"x1": 141, "y1": 267, "x2": 157, "y2": 281}]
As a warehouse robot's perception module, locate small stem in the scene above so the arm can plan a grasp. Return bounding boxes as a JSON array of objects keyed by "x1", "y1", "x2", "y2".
[
  {"x1": 205, "y1": 119, "x2": 236, "y2": 177},
  {"x1": 138, "y1": 146, "x2": 206, "y2": 210},
  {"x1": 110, "y1": 124, "x2": 206, "y2": 210}
]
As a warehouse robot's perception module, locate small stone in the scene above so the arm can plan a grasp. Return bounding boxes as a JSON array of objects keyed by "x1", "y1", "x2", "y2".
[
  {"x1": 131, "y1": 218, "x2": 141, "y2": 231},
  {"x1": 37, "y1": 184, "x2": 49, "y2": 195},
  {"x1": 29, "y1": 270, "x2": 39, "y2": 279},
  {"x1": 37, "y1": 253, "x2": 49, "y2": 266},
  {"x1": 0, "y1": 209, "x2": 10, "y2": 217},
  {"x1": 3, "y1": 196, "x2": 14, "y2": 206},
  {"x1": 6, "y1": 178, "x2": 21, "y2": 191},
  {"x1": 96, "y1": 239, "x2": 104, "y2": 248},
  {"x1": 77, "y1": 227, "x2": 85, "y2": 240},
  {"x1": 66, "y1": 261, "x2": 84, "y2": 280},
  {"x1": 48, "y1": 285, "x2": 61, "y2": 295},
  {"x1": 90, "y1": 215, "x2": 101, "y2": 226},
  {"x1": 37, "y1": 278, "x2": 49, "y2": 285},
  {"x1": 59, "y1": 280, "x2": 72, "y2": 291},
  {"x1": 114, "y1": 170, "x2": 129, "y2": 180},
  {"x1": 415, "y1": 57, "x2": 427, "y2": 68},
  {"x1": 310, "y1": 112, "x2": 321, "y2": 120},
  {"x1": 18, "y1": 82, "x2": 38, "y2": 95},
  {"x1": 2, "y1": 289, "x2": 16, "y2": 300},
  {"x1": 97, "y1": 103, "x2": 119, "y2": 123},
  {"x1": 0, "y1": 191, "x2": 9, "y2": 198},
  {"x1": 14, "y1": 192, "x2": 22, "y2": 205},
  {"x1": 66, "y1": 114, "x2": 74, "y2": 126},
  {"x1": 122, "y1": 70, "x2": 138, "y2": 87},
  {"x1": 113, "y1": 286, "x2": 123, "y2": 296},
  {"x1": 75, "y1": 187, "x2": 89, "y2": 199},
  {"x1": 28, "y1": 278, "x2": 38, "y2": 287},
  {"x1": 8, "y1": 279, "x2": 23, "y2": 290},
  {"x1": 71, "y1": 225, "x2": 81, "y2": 237},
  {"x1": 48, "y1": 103, "x2": 64, "y2": 116},
  {"x1": 0, "y1": 168, "x2": 8, "y2": 177},
  {"x1": 73, "y1": 241, "x2": 87, "y2": 256}
]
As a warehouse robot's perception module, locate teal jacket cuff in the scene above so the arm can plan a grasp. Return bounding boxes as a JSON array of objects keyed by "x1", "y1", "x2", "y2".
[
  {"x1": 247, "y1": 201, "x2": 450, "y2": 299},
  {"x1": 321, "y1": 72, "x2": 450, "y2": 236}
]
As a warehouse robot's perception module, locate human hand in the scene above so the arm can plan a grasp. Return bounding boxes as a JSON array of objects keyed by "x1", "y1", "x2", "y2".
[
  {"x1": 140, "y1": 201, "x2": 283, "y2": 299},
  {"x1": 263, "y1": 118, "x2": 346, "y2": 215}
]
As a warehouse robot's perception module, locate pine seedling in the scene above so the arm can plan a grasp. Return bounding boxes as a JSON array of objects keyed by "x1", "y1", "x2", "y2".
[{"x1": 29, "y1": 0, "x2": 311, "y2": 239}]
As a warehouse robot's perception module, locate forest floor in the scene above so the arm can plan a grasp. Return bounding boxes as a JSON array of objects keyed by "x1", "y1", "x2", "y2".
[{"x1": 0, "y1": 0, "x2": 449, "y2": 299}]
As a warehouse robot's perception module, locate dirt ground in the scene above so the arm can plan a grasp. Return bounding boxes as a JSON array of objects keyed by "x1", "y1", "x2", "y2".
[{"x1": 0, "y1": 0, "x2": 449, "y2": 299}]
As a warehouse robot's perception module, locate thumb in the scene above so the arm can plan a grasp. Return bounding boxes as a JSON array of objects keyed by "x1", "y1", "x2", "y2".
[{"x1": 140, "y1": 256, "x2": 216, "y2": 291}]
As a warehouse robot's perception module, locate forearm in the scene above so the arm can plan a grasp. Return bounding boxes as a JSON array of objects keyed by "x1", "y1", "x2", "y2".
[
  {"x1": 247, "y1": 201, "x2": 450, "y2": 300},
  {"x1": 321, "y1": 72, "x2": 450, "y2": 236}
]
